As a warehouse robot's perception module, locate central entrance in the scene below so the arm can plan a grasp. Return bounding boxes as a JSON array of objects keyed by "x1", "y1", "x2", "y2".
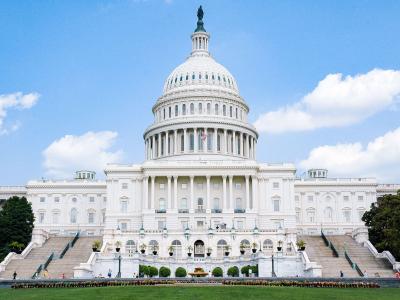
[{"x1": 194, "y1": 240, "x2": 205, "y2": 257}]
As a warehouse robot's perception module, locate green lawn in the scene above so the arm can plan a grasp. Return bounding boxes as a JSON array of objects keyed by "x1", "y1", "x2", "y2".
[{"x1": 0, "y1": 286, "x2": 399, "y2": 300}]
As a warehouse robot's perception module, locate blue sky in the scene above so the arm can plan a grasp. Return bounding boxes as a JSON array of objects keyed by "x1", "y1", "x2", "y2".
[{"x1": 1, "y1": 0, "x2": 400, "y2": 185}]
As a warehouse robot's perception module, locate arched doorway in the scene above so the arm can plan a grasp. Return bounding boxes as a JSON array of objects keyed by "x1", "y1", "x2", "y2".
[{"x1": 194, "y1": 240, "x2": 205, "y2": 257}]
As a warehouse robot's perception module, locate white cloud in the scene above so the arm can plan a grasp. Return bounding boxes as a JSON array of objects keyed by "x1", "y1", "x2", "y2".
[
  {"x1": 0, "y1": 92, "x2": 40, "y2": 135},
  {"x1": 254, "y1": 69, "x2": 400, "y2": 133},
  {"x1": 299, "y1": 127, "x2": 400, "y2": 182},
  {"x1": 43, "y1": 131, "x2": 123, "y2": 178}
]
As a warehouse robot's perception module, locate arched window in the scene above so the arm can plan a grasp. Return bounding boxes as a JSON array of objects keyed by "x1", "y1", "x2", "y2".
[
  {"x1": 343, "y1": 208, "x2": 351, "y2": 223},
  {"x1": 163, "y1": 108, "x2": 165, "y2": 120},
  {"x1": 215, "y1": 103, "x2": 219, "y2": 115},
  {"x1": 38, "y1": 210, "x2": 46, "y2": 224},
  {"x1": 263, "y1": 239, "x2": 273, "y2": 252},
  {"x1": 295, "y1": 207, "x2": 301, "y2": 223},
  {"x1": 324, "y1": 207, "x2": 333, "y2": 222},
  {"x1": 174, "y1": 105, "x2": 179, "y2": 116},
  {"x1": 307, "y1": 208, "x2": 316, "y2": 223},
  {"x1": 223, "y1": 105, "x2": 226, "y2": 116},
  {"x1": 217, "y1": 134, "x2": 221, "y2": 151},
  {"x1": 88, "y1": 209, "x2": 96, "y2": 224},
  {"x1": 149, "y1": 240, "x2": 159, "y2": 252},
  {"x1": 217, "y1": 239, "x2": 227, "y2": 257},
  {"x1": 240, "y1": 239, "x2": 251, "y2": 254},
  {"x1": 190, "y1": 103, "x2": 194, "y2": 114},
  {"x1": 180, "y1": 134, "x2": 184, "y2": 152},
  {"x1": 197, "y1": 198, "x2": 204, "y2": 211},
  {"x1": 235, "y1": 107, "x2": 238, "y2": 118},
  {"x1": 207, "y1": 103, "x2": 211, "y2": 114},
  {"x1": 189, "y1": 133, "x2": 194, "y2": 151},
  {"x1": 126, "y1": 240, "x2": 136, "y2": 256},
  {"x1": 120, "y1": 199, "x2": 128, "y2": 213},
  {"x1": 52, "y1": 210, "x2": 60, "y2": 224},
  {"x1": 171, "y1": 240, "x2": 182, "y2": 257},
  {"x1": 229, "y1": 106, "x2": 233, "y2": 117},
  {"x1": 207, "y1": 132, "x2": 212, "y2": 151},
  {"x1": 198, "y1": 103, "x2": 202, "y2": 114},
  {"x1": 70, "y1": 208, "x2": 78, "y2": 224},
  {"x1": 168, "y1": 106, "x2": 172, "y2": 118},
  {"x1": 182, "y1": 104, "x2": 186, "y2": 115}
]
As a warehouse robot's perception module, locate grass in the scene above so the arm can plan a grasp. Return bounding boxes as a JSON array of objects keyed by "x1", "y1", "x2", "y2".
[{"x1": 0, "y1": 286, "x2": 399, "y2": 300}]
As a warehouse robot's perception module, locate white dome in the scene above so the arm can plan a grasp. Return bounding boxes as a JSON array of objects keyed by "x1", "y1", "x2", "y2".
[{"x1": 163, "y1": 55, "x2": 239, "y2": 95}]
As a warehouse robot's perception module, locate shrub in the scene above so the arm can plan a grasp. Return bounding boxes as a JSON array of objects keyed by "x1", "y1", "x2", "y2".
[
  {"x1": 251, "y1": 264, "x2": 258, "y2": 276},
  {"x1": 241, "y1": 265, "x2": 250, "y2": 277},
  {"x1": 227, "y1": 266, "x2": 239, "y2": 277},
  {"x1": 212, "y1": 267, "x2": 223, "y2": 277},
  {"x1": 159, "y1": 266, "x2": 171, "y2": 278},
  {"x1": 139, "y1": 265, "x2": 149, "y2": 277},
  {"x1": 175, "y1": 267, "x2": 187, "y2": 277},
  {"x1": 148, "y1": 266, "x2": 158, "y2": 278}
]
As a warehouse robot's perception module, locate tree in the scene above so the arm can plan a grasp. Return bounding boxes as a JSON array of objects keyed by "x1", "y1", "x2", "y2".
[
  {"x1": 159, "y1": 266, "x2": 171, "y2": 277},
  {"x1": 227, "y1": 266, "x2": 239, "y2": 277},
  {"x1": 212, "y1": 267, "x2": 223, "y2": 277},
  {"x1": 0, "y1": 196, "x2": 34, "y2": 261},
  {"x1": 362, "y1": 191, "x2": 400, "y2": 260},
  {"x1": 148, "y1": 266, "x2": 158, "y2": 277},
  {"x1": 175, "y1": 267, "x2": 187, "y2": 277}
]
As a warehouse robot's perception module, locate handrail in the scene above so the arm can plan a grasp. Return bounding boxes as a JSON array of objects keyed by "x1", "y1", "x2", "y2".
[
  {"x1": 43, "y1": 252, "x2": 54, "y2": 269},
  {"x1": 71, "y1": 231, "x2": 80, "y2": 248},
  {"x1": 59, "y1": 243, "x2": 70, "y2": 259},
  {"x1": 344, "y1": 250, "x2": 364, "y2": 277},
  {"x1": 31, "y1": 252, "x2": 54, "y2": 279},
  {"x1": 321, "y1": 230, "x2": 338, "y2": 257}
]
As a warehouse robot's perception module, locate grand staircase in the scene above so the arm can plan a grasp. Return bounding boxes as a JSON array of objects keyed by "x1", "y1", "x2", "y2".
[
  {"x1": 46, "y1": 236, "x2": 99, "y2": 279},
  {"x1": 0, "y1": 237, "x2": 71, "y2": 279},
  {"x1": 329, "y1": 235, "x2": 394, "y2": 278},
  {"x1": 300, "y1": 235, "x2": 359, "y2": 277}
]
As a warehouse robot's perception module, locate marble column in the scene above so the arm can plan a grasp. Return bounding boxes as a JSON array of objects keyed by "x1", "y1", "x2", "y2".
[
  {"x1": 190, "y1": 176, "x2": 194, "y2": 210},
  {"x1": 206, "y1": 176, "x2": 211, "y2": 210},
  {"x1": 173, "y1": 176, "x2": 178, "y2": 210},
  {"x1": 167, "y1": 176, "x2": 171, "y2": 209},
  {"x1": 245, "y1": 175, "x2": 250, "y2": 211},
  {"x1": 222, "y1": 176, "x2": 227, "y2": 210},
  {"x1": 229, "y1": 175, "x2": 233, "y2": 210},
  {"x1": 151, "y1": 176, "x2": 155, "y2": 210}
]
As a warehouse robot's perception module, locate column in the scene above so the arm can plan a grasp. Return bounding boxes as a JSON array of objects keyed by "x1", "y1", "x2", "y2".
[
  {"x1": 174, "y1": 130, "x2": 178, "y2": 154},
  {"x1": 222, "y1": 176, "x2": 227, "y2": 211},
  {"x1": 206, "y1": 176, "x2": 211, "y2": 210},
  {"x1": 151, "y1": 176, "x2": 155, "y2": 209},
  {"x1": 167, "y1": 176, "x2": 171, "y2": 209},
  {"x1": 240, "y1": 132, "x2": 243, "y2": 156},
  {"x1": 251, "y1": 175, "x2": 258, "y2": 212},
  {"x1": 246, "y1": 134, "x2": 250, "y2": 158},
  {"x1": 143, "y1": 176, "x2": 149, "y2": 209},
  {"x1": 190, "y1": 176, "x2": 194, "y2": 210},
  {"x1": 245, "y1": 175, "x2": 250, "y2": 211},
  {"x1": 183, "y1": 128, "x2": 187, "y2": 153},
  {"x1": 229, "y1": 175, "x2": 233, "y2": 210},
  {"x1": 232, "y1": 131, "x2": 236, "y2": 155},
  {"x1": 152, "y1": 135, "x2": 156, "y2": 159},
  {"x1": 173, "y1": 176, "x2": 178, "y2": 210},
  {"x1": 250, "y1": 137, "x2": 254, "y2": 159},
  {"x1": 194, "y1": 128, "x2": 198, "y2": 153},
  {"x1": 214, "y1": 128, "x2": 218, "y2": 153},
  {"x1": 166, "y1": 131, "x2": 169, "y2": 156},
  {"x1": 158, "y1": 133, "x2": 161, "y2": 157},
  {"x1": 204, "y1": 127, "x2": 208, "y2": 151},
  {"x1": 224, "y1": 129, "x2": 228, "y2": 154},
  {"x1": 254, "y1": 139, "x2": 257, "y2": 159}
]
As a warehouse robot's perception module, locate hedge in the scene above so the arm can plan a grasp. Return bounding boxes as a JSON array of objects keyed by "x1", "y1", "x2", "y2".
[
  {"x1": 159, "y1": 266, "x2": 171, "y2": 278},
  {"x1": 227, "y1": 266, "x2": 239, "y2": 277},
  {"x1": 212, "y1": 267, "x2": 223, "y2": 277},
  {"x1": 175, "y1": 267, "x2": 187, "y2": 277}
]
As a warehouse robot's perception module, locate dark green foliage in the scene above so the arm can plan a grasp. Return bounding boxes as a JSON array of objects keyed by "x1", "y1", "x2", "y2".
[
  {"x1": 159, "y1": 266, "x2": 171, "y2": 277},
  {"x1": 139, "y1": 265, "x2": 149, "y2": 277},
  {"x1": 148, "y1": 266, "x2": 158, "y2": 277},
  {"x1": 0, "y1": 196, "x2": 34, "y2": 261},
  {"x1": 175, "y1": 267, "x2": 187, "y2": 277},
  {"x1": 227, "y1": 266, "x2": 239, "y2": 277},
  {"x1": 212, "y1": 267, "x2": 223, "y2": 277},
  {"x1": 251, "y1": 265, "x2": 258, "y2": 276},
  {"x1": 362, "y1": 191, "x2": 400, "y2": 260},
  {"x1": 241, "y1": 265, "x2": 251, "y2": 277}
]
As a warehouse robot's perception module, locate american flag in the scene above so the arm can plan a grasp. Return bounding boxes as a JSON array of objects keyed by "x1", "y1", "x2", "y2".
[{"x1": 201, "y1": 130, "x2": 207, "y2": 141}]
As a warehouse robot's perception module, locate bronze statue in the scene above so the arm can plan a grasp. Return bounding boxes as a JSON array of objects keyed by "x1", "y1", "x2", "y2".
[{"x1": 197, "y1": 6, "x2": 204, "y2": 21}]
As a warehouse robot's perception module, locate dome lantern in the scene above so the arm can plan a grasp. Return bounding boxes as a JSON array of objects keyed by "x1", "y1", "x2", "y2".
[{"x1": 191, "y1": 6, "x2": 210, "y2": 56}]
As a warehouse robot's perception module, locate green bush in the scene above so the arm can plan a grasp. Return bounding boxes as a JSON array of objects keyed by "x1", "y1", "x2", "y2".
[
  {"x1": 175, "y1": 267, "x2": 187, "y2": 277},
  {"x1": 251, "y1": 264, "x2": 258, "y2": 276},
  {"x1": 241, "y1": 265, "x2": 250, "y2": 277},
  {"x1": 227, "y1": 266, "x2": 239, "y2": 277},
  {"x1": 159, "y1": 266, "x2": 171, "y2": 278},
  {"x1": 139, "y1": 265, "x2": 149, "y2": 277},
  {"x1": 212, "y1": 267, "x2": 223, "y2": 277},
  {"x1": 148, "y1": 266, "x2": 158, "y2": 278}
]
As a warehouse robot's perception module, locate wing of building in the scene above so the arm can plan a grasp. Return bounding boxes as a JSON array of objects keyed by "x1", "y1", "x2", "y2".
[{"x1": 1, "y1": 7, "x2": 399, "y2": 280}]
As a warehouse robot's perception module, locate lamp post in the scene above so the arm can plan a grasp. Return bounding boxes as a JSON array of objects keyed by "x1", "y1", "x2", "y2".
[
  {"x1": 271, "y1": 254, "x2": 276, "y2": 277},
  {"x1": 116, "y1": 252, "x2": 121, "y2": 278}
]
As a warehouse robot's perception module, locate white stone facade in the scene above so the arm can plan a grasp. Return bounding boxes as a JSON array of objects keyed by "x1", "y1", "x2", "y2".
[{"x1": 1, "y1": 9, "x2": 398, "y2": 277}]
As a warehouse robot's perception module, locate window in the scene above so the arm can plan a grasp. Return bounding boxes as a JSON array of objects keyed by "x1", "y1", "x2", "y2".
[
  {"x1": 182, "y1": 104, "x2": 186, "y2": 115},
  {"x1": 121, "y1": 200, "x2": 128, "y2": 213},
  {"x1": 215, "y1": 103, "x2": 219, "y2": 115},
  {"x1": 159, "y1": 183, "x2": 165, "y2": 190},
  {"x1": 343, "y1": 210, "x2": 351, "y2": 223},
  {"x1": 358, "y1": 196, "x2": 364, "y2": 201},
  {"x1": 236, "y1": 198, "x2": 243, "y2": 209},
  {"x1": 237, "y1": 220, "x2": 244, "y2": 230},
  {"x1": 207, "y1": 103, "x2": 211, "y2": 114},
  {"x1": 197, "y1": 198, "x2": 204, "y2": 210},
  {"x1": 158, "y1": 220, "x2": 166, "y2": 230},
  {"x1": 181, "y1": 183, "x2": 187, "y2": 190},
  {"x1": 324, "y1": 207, "x2": 333, "y2": 222},
  {"x1": 198, "y1": 103, "x2": 202, "y2": 114},
  {"x1": 273, "y1": 182, "x2": 279, "y2": 189},
  {"x1": 72, "y1": 197, "x2": 77, "y2": 203},
  {"x1": 344, "y1": 195, "x2": 349, "y2": 201},
  {"x1": 295, "y1": 208, "x2": 301, "y2": 223},
  {"x1": 197, "y1": 220, "x2": 204, "y2": 229},
  {"x1": 235, "y1": 183, "x2": 242, "y2": 189},
  {"x1": 70, "y1": 208, "x2": 78, "y2": 224},
  {"x1": 190, "y1": 103, "x2": 194, "y2": 114},
  {"x1": 213, "y1": 183, "x2": 220, "y2": 189},
  {"x1": 121, "y1": 222, "x2": 127, "y2": 232},
  {"x1": 181, "y1": 220, "x2": 189, "y2": 229},
  {"x1": 235, "y1": 107, "x2": 238, "y2": 118},
  {"x1": 358, "y1": 209, "x2": 365, "y2": 222},
  {"x1": 175, "y1": 105, "x2": 178, "y2": 116},
  {"x1": 126, "y1": 240, "x2": 136, "y2": 255},
  {"x1": 307, "y1": 196, "x2": 313, "y2": 202},
  {"x1": 263, "y1": 239, "x2": 273, "y2": 252},
  {"x1": 189, "y1": 133, "x2": 194, "y2": 151},
  {"x1": 229, "y1": 106, "x2": 233, "y2": 117},
  {"x1": 207, "y1": 133, "x2": 212, "y2": 151},
  {"x1": 180, "y1": 135, "x2": 184, "y2": 152},
  {"x1": 52, "y1": 211, "x2": 59, "y2": 224},
  {"x1": 168, "y1": 106, "x2": 171, "y2": 118},
  {"x1": 213, "y1": 198, "x2": 220, "y2": 209},
  {"x1": 171, "y1": 240, "x2": 182, "y2": 257},
  {"x1": 163, "y1": 108, "x2": 165, "y2": 119},
  {"x1": 158, "y1": 198, "x2": 166, "y2": 210},
  {"x1": 54, "y1": 197, "x2": 60, "y2": 203},
  {"x1": 180, "y1": 198, "x2": 188, "y2": 209},
  {"x1": 40, "y1": 197, "x2": 45, "y2": 203},
  {"x1": 217, "y1": 239, "x2": 227, "y2": 257},
  {"x1": 197, "y1": 183, "x2": 203, "y2": 189},
  {"x1": 223, "y1": 105, "x2": 226, "y2": 116},
  {"x1": 307, "y1": 209, "x2": 315, "y2": 223},
  {"x1": 89, "y1": 197, "x2": 95, "y2": 203},
  {"x1": 217, "y1": 134, "x2": 221, "y2": 151},
  {"x1": 39, "y1": 212, "x2": 45, "y2": 224},
  {"x1": 273, "y1": 198, "x2": 280, "y2": 212},
  {"x1": 88, "y1": 212, "x2": 95, "y2": 224}
]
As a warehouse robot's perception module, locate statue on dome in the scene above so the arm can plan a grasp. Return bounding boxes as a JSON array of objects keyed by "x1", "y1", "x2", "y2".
[{"x1": 195, "y1": 6, "x2": 206, "y2": 32}]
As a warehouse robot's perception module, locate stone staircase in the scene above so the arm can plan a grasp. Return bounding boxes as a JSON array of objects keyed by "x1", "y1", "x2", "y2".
[
  {"x1": 329, "y1": 235, "x2": 394, "y2": 278},
  {"x1": 0, "y1": 237, "x2": 71, "y2": 280},
  {"x1": 300, "y1": 235, "x2": 359, "y2": 277},
  {"x1": 46, "y1": 236, "x2": 99, "y2": 279}
]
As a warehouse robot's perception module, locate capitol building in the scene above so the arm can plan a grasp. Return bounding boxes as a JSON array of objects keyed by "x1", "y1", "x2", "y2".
[{"x1": 1, "y1": 7, "x2": 399, "y2": 279}]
